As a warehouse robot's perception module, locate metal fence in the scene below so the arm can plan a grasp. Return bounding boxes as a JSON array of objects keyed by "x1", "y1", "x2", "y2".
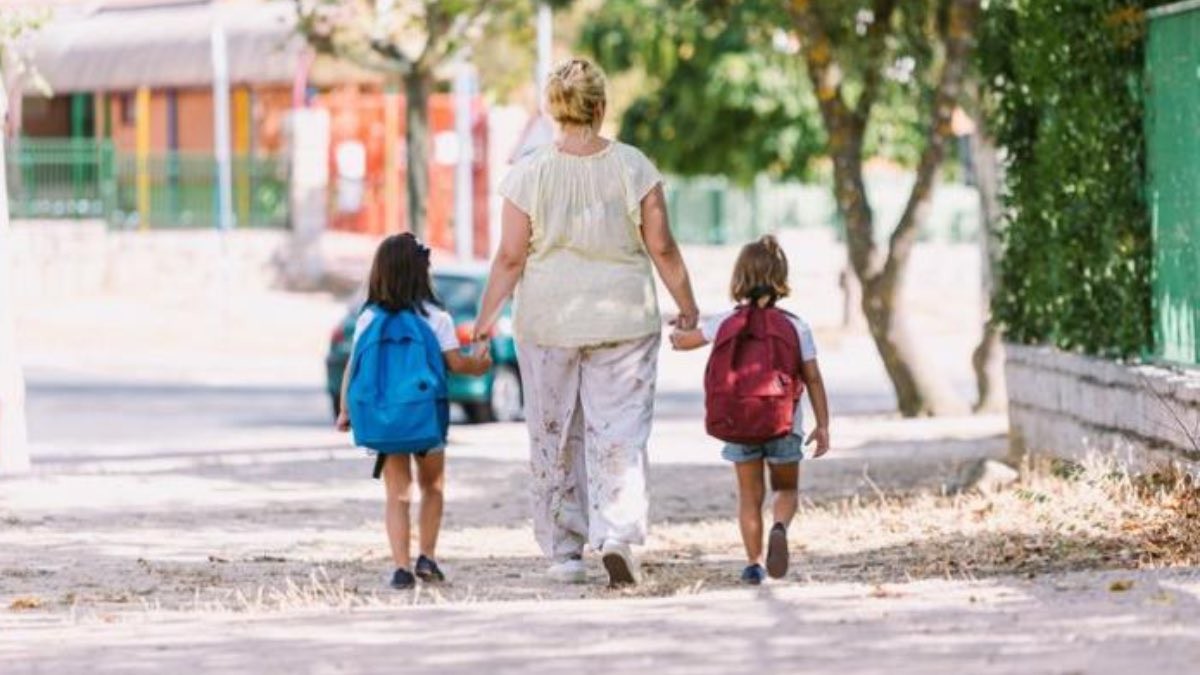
[
  {"x1": 5, "y1": 138, "x2": 288, "y2": 230},
  {"x1": 664, "y1": 174, "x2": 980, "y2": 247},
  {"x1": 1146, "y1": 2, "x2": 1200, "y2": 366}
]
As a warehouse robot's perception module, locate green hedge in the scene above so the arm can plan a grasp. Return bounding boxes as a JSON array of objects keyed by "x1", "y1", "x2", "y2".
[{"x1": 985, "y1": 1, "x2": 1170, "y2": 357}]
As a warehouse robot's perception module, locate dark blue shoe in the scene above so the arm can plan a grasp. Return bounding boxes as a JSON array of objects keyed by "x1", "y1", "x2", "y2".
[
  {"x1": 415, "y1": 554, "x2": 445, "y2": 583},
  {"x1": 741, "y1": 564, "x2": 766, "y2": 586},
  {"x1": 389, "y1": 567, "x2": 416, "y2": 590}
]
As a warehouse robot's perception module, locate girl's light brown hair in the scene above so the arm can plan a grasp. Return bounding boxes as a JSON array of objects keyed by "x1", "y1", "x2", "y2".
[
  {"x1": 730, "y1": 235, "x2": 790, "y2": 304},
  {"x1": 545, "y1": 58, "x2": 607, "y2": 127}
]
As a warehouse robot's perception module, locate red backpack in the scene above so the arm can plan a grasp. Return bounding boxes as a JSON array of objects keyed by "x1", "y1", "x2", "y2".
[{"x1": 704, "y1": 305, "x2": 804, "y2": 445}]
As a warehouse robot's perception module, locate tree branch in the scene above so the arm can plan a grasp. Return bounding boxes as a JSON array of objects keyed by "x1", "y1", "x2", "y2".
[
  {"x1": 790, "y1": 1, "x2": 879, "y2": 280},
  {"x1": 881, "y1": 0, "x2": 980, "y2": 288},
  {"x1": 293, "y1": 0, "x2": 413, "y2": 75},
  {"x1": 853, "y1": 0, "x2": 899, "y2": 128},
  {"x1": 787, "y1": 1, "x2": 852, "y2": 145},
  {"x1": 421, "y1": 0, "x2": 497, "y2": 68}
]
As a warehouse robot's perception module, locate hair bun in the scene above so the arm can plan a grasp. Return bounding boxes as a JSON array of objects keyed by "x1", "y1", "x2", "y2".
[{"x1": 546, "y1": 58, "x2": 607, "y2": 127}]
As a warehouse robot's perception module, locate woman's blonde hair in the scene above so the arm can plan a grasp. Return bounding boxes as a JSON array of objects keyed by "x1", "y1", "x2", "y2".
[
  {"x1": 545, "y1": 58, "x2": 607, "y2": 128},
  {"x1": 731, "y1": 235, "x2": 791, "y2": 303}
]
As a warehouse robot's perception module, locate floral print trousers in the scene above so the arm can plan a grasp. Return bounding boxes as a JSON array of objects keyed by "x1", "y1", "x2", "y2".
[{"x1": 516, "y1": 333, "x2": 660, "y2": 561}]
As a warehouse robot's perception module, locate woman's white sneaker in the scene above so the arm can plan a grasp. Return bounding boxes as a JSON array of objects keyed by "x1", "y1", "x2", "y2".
[
  {"x1": 600, "y1": 541, "x2": 640, "y2": 587},
  {"x1": 547, "y1": 557, "x2": 587, "y2": 584}
]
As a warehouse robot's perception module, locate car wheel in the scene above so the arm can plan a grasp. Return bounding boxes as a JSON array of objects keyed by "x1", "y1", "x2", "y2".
[
  {"x1": 489, "y1": 365, "x2": 524, "y2": 422},
  {"x1": 466, "y1": 365, "x2": 523, "y2": 424}
]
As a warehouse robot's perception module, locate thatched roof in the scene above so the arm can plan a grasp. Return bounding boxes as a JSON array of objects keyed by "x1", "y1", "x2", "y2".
[{"x1": 26, "y1": 0, "x2": 382, "y2": 93}]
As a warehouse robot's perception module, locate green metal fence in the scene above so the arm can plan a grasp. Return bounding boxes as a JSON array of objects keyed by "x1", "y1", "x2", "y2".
[
  {"x1": 1146, "y1": 2, "x2": 1200, "y2": 366},
  {"x1": 6, "y1": 138, "x2": 114, "y2": 219},
  {"x1": 5, "y1": 138, "x2": 288, "y2": 230}
]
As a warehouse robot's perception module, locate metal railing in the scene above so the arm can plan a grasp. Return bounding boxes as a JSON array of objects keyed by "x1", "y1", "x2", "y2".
[{"x1": 6, "y1": 138, "x2": 288, "y2": 230}]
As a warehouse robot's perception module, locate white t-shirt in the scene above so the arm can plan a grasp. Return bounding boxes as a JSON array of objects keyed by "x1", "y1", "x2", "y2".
[
  {"x1": 352, "y1": 302, "x2": 460, "y2": 353},
  {"x1": 700, "y1": 308, "x2": 818, "y2": 436}
]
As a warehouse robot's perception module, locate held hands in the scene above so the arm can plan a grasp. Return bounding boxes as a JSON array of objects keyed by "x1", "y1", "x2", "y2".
[
  {"x1": 805, "y1": 426, "x2": 830, "y2": 458},
  {"x1": 671, "y1": 310, "x2": 699, "y2": 331},
  {"x1": 469, "y1": 339, "x2": 493, "y2": 375}
]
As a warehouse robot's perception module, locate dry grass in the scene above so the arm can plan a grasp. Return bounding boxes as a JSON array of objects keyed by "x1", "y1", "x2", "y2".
[
  {"x1": 780, "y1": 455, "x2": 1199, "y2": 581},
  {"x1": 7, "y1": 456, "x2": 1197, "y2": 618}
]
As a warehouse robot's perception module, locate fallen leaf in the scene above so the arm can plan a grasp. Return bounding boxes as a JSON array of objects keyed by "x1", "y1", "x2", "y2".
[
  {"x1": 869, "y1": 585, "x2": 903, "y2": 599},
  {"x1": 9, "y1": 596, "x2": 42, "y2": 610},
  {"x1": 1109, "y1": 579, "x2": 1134, "y2": 592}
]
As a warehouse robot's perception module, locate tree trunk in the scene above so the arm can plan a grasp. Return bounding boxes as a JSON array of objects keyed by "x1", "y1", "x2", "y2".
[
  {"x1": 833, "y1": 142, "x2": 969, "y2": 417},
  {"x1": 794, "y1": 0, "x2": 979, "y2": 417},
  {"x1": 0, "y1": 86, "x2": 30, "y2": 474},
  {"x1": 404, "y1": 70, "x2": 433, "y2": 239},
  {"x1": 969, "y1": 125, "x2": 1007, "y2": 412}
]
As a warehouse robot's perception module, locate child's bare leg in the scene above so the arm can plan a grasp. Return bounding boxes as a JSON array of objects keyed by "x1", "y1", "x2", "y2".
[
  {"x1": 414, "y1": 452, "x2": 445, "y2": 558},
  {"x1": 734, "y1": 459, "x2": 767, "y2": 563},
  {"x1": 381, "y1": 454, "x2": 414, "y2": 568},
  {"x1": 768, "y1": 462, "x2": 800, "y2": 528}
]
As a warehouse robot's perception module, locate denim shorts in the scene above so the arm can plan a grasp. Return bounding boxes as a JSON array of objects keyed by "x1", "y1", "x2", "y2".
[{"x1": 722, "y1": 433, "x2": 805, "y2": 465}]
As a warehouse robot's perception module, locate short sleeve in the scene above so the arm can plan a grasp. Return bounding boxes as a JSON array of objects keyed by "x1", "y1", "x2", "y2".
[
  {"x1": 498, "y1": 160, "x2": 537, "y2": 216},
  {"x1": 699, "y1": 310, "x2": 735, "y2": 343},
  {"x1": 424, "y1": 308, "x2": 462, "y2": 353},
  {"x1": 351, "y1": 308, "x2": 376, "y2": 348},
  {"x1": 623, "y1": 144, "x2": 663, "y2": 208},
  {"x1": 790, "y1": 316, "x2": 818, "y2": 361}
]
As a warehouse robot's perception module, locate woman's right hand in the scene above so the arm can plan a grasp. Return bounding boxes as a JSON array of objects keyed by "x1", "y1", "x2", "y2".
[{"x1": 672, "y1": 311, "x2": 699, "y2": 331}]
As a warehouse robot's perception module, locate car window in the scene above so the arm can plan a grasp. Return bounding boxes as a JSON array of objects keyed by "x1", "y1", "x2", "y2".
[{"x1": 434, "y1": 275, "x2": 482, "y2": 316}]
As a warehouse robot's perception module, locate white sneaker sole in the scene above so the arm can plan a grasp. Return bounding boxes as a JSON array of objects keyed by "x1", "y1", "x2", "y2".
[
  {"x1": 548, "y1": 570, "x2": 588, "y2": 584},
  {"x1": 602, "y1": 550, "x2": 638, "y2": 587}
]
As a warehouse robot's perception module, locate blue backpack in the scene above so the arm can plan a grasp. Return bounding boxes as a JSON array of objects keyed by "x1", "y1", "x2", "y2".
[{"x1": 348, "y1": 305, "x2": 449, "y2": 453}]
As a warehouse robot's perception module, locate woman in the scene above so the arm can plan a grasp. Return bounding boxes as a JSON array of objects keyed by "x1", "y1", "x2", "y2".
[{"x1": 474, "y1": 58, "x2": 699, "y2": 586}]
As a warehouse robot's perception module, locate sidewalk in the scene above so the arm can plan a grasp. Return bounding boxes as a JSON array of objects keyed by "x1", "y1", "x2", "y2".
[{"x1": 4, "y1": 569, "x2": 1198, "y2": 674}]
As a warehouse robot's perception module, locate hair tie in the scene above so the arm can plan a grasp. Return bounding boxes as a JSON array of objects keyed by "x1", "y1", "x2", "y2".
[{"x1": 748, "y1": 285, "x2": 777, "y2": 306}]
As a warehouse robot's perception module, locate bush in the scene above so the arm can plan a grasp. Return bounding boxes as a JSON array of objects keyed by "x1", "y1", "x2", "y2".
[{"x1": 984, "y1": 1, "x2": 1171, "y2": 357}]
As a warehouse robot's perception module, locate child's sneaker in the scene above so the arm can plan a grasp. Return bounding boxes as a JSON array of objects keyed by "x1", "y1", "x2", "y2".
[
  {"x1": 600, "y1": 541, "x2": 640, "y2": 587},
  {"x1": 389, "y1": 568, "x2": 416, "y2": 590},
  {"x1": 415, "y1": 554, "x2": 445, "y2": 583},
  {"x1": 547, "y1": 555, "x2": 587, "y2": 584},
  {"x1": 766, "y1": 522, "x2": 789, "y2": 579},
  {"x1": 741, "y1": 564, "x2": 766, "y2": 585}
]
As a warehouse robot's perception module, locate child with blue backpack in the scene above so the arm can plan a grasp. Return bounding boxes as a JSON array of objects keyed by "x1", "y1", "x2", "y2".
[
  {"x1": 336, "y1": 233, "x2": 491, "y2": 590},
  {"x1": 670, "y1": 235, "x2": 830, "y2": 585}
]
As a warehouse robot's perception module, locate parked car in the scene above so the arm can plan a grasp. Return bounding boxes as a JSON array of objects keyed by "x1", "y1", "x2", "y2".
[{"x1": 325, "y1": 265, "x2": 523, "y2": 423}]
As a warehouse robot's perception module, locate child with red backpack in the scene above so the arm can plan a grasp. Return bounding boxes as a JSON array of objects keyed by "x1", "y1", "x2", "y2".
[{"x1": 670, "y1": 235, "x2": 830, "y2": 585}]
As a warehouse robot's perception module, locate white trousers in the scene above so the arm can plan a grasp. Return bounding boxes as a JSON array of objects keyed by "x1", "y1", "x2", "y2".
[{"x1": 517, "y1": 333, "x2": 660, "y2": 561}]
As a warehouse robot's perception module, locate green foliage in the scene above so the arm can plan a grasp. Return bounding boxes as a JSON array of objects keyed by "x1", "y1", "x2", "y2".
[
  {"x1": 581, "y1": 0, "x2": 954, "y2": 185},
  {"x1": 581, "y1": 0, "x2": 824, "y2": 185},
  {"x1": 985, "y1": 1, "x2": 1169, "y2": 357}
]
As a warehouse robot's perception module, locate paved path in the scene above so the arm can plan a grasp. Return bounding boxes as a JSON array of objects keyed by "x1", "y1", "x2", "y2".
[{"x1": 4, "y1": 569, "x2": 1198, "y2": 674}]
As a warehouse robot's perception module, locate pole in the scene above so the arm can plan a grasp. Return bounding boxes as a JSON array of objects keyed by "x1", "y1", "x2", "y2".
[
  {"x1": 0, "y1": 84, "x2": 30, "y2": 474},
  {"x1": 211, "y1": 15, "x2": 234, "y2": 232},
  {"x1": 453, "y1": 59, "x2": 476, "y2": 261},
  {"x1": 536, "y1": 3, "x2": 552, "y2": 102},
  {"x1": 135, "y1": 86, "x2": 151, "y2": 230}
]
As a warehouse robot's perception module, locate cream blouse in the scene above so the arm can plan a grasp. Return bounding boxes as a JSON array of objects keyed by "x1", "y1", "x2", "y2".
[{"x1": 499, "y1": 141, "x2": 664, "y2": 348}]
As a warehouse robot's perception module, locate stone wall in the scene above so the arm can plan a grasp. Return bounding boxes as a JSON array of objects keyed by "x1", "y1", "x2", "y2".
[
  {"x1": 1006, "y1": 343, "x2": 1200, "y2": 469},
  {"x1": 10, "y1": 221, "x2": 290, "y2": 302}
]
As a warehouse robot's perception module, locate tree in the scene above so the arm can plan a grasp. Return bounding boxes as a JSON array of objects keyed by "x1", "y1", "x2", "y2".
[
  {"x1": 588, "y1": 0, "x2": 980, "y2": 416},
  {"x1": 0, "y1": 10, "x2": 46, "y2": 474},
  {"x1": 583, "y1": 2, "x2": 825, "y2": 185},
  {"x1": 293, "y1": 0, "x2": 533, "y2": 239}
]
